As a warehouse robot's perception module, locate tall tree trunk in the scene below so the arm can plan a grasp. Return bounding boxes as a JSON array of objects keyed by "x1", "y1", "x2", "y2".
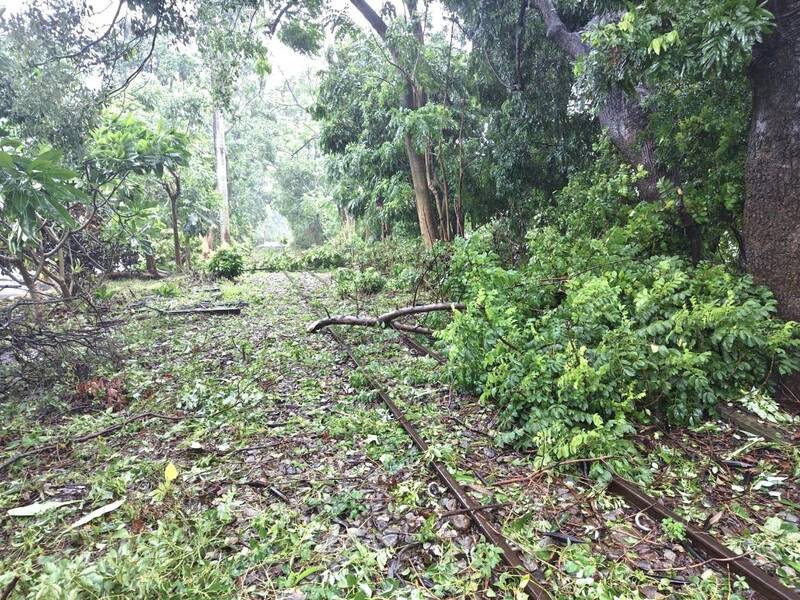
[
  {"x1": 170, "y1": 193, "x2": 181, "y2": 268},
  {"x1": 407, "y1": 136, "x2": 440, "y2": 246},
  {"x1": 212, "y1": 107, "x2": 232, "y2": 245},
  {"x1": 531, "y1": 0, "x2": 660, "y2": 194},
  {"x1": 201, "y1": 228, "x2": 215, "y2": 260},
  {"x1": 165, "y1": 173, "x2": 182, "y2": 268},
  {"x1": 744, "y1": 0, "x2": 800, "y2": 400},
  {"x1": 145, "y1": 254, "x2": 160, "y2": 278},
  {"x1": 349, "y1": 0, "x2": 441, "y2": 247}
]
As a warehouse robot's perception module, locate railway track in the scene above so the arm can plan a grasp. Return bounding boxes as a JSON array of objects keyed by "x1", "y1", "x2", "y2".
[
  {"x1": 288, "y1": 270, "x2": 800, "y2": 600},
  {"x1": 285, "y1": 271, "x2": 552, "y2": 599}
]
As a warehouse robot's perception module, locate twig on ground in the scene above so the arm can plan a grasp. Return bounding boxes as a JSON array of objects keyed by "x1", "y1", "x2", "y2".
[{"x1": 0, "y1": 412, "x2": 181, "y2": 473}]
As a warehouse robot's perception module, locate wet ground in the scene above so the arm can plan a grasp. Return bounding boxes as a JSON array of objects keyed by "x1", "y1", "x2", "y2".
[{"x1": 1, "y1": 271, "x2": 798, "y2": 599}]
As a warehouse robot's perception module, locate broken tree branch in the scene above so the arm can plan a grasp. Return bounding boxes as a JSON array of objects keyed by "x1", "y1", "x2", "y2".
[
  {"x1": 139, "y1": 305, "x2": 242, "y2": 317},
  {"x1": 306, "y1": 302, "x2": 465, "y2": 333},
  {"x1": 0, "y1": 412, "x2": 181, "y2": 473},
  {"x1": 166, "y1": 306, "x2": 242, "y2": 316}
]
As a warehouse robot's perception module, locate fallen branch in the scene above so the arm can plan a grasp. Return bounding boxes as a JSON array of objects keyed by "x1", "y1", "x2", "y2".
[
  {"x1": 140, "y1": 305, "x2": 242, "y2": 317},
  {"x1": 0, "y1": 576, "x2": 19, "y2": 600},
  {"x1": 166, "y1": 306, "x2": 241, "y2": 316},
  {"x1": 307, "y1": 302, "x2": 465, "y2": 333},
  {"x1": 0, "y1": 412, "x2": 181, "y2": 473},
  {"x1": 105, "y1": 270, "x2": 163, "y2": 280},
  {"x1": 717, "y1": 404, "x2": 789, "y2": 443}
]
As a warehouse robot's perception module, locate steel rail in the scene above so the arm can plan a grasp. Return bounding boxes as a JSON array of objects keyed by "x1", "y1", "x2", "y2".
[
  {"x1": 360, "y1": 297, "x2": 800, "y2": 600},
  {"x1": 608, "y1": 477, "x2": 800, "y2": 600},
  {"x1": 285, "y1": 272, "x2": 551, "y2": 600},
  {"x1": 392, "y1": 327, "x2": 447, "y2": 363}
]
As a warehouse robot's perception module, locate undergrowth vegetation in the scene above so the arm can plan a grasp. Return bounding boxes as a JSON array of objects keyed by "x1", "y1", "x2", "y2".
[
  {"x1": 207, "y1": 246, "x2": 246, "y2": 280},
  {"x1": 440, "y1": 198, "x2": 800, "y2": 470},
  {"x1": 333, "y1": 267, "x2": 386, "y2": 299}
]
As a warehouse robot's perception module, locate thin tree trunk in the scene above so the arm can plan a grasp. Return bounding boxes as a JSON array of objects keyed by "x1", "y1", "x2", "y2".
[
  {"x1": 455, "y1": 112, "x2": 465, "y2": 237},
  {"x1": 213, "y1": 107, "x2": 231, "y2": 245},
  {"x1": 170, "y1": 193, "x2": 181, "y2": 268},
  {"x1": 437, "y1": 141, "x2": 452, "y2": 241},
  {"x1": 744, "y1": 0, "x2": 800, "y2": 400},
  {"x1": 165, "y1": 172, "x2": 182, "y2": 268},
  {"x1": 56, "y1": 246, "x2": 67, "y2": 291},
  {"x1": 349, "y1": 0, "x2": 441, "y2": 247},
  {"x1": 15, "y1": 259, "x2": 43, "y2": 319}
]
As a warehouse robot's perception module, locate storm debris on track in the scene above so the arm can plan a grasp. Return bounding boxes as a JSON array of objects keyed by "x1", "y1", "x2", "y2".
[
  {"x1": 287, "y1": 272, "x2": 551, "y2": 599},
  {"x1": 306, "y1": 302, "x2": 465, "y2": 335},
  {"x1": 2, "y1": 271, "x2": 799, "y2": 599},
  {"x1": 307, "y1": 273, "x2": 800, "y2": 600}
]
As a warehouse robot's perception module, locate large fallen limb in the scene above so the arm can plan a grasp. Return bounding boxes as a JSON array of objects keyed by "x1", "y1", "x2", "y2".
[
  {"x1": 307, "y1": 302, "x2": 465, "y2": 333},
  {"x1": 717, "y1": 404, "x2": 791, "y2": 443}
]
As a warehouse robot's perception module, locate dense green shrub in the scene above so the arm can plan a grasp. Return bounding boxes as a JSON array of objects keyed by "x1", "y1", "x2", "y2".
[
  {"x1": 207, "y1": 246, "x2": 245, "y2": 280},
  {"x1": 301, "y1": 242, "x2": 350, "y2": 269},
  {"x1": 387, "y1": 265, "x2": 421, "y2": 292},
  {"x1": 253, "y1": 236, "x2": 426, "y2": 277},
  {"x1": 333, "y1": 267, "x2": 385, "y2": 298},
  {"x1": 441, "y1": 223, "x2": 800, "y2": 469},
  {"x1": 253, "y1": 239, "x2": 350, "y2": 272}
]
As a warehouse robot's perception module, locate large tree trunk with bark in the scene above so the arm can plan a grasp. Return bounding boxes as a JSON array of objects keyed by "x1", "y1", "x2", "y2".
[
  {"x1": 530, "y1": 0, "x2": 701, "y2": 259},
  {"x1": 744, "y1": 0, "x2": 800, "y2": 400},
  {"x1": 349, "y1": 0, "x2": 441, "y2": 247},
  {"x1": 212, "y1": 107, "x2": 232, "y2": 245}
]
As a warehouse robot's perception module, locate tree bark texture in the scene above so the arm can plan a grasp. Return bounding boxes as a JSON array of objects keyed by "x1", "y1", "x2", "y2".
[
  {"x1": 212, "y1": 107, "x2": 232, "y2": 245},
  {"x1": 744, "y1": 0, "x2": 800, "y2": 400}
]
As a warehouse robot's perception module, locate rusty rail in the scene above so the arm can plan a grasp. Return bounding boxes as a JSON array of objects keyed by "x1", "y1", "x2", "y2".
[
  {"x1": 285, "y1": 272, "x2": 551, "y2": 600},
  {"x1": 609, "y1": 477, "x2": 800, "y2": 600},
  {"x1": 392, "y1": 327, "x2": 447, "y2": 362},
  {"x1": 362, "y1": 292, "x2": 800, "y2": 600}
]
